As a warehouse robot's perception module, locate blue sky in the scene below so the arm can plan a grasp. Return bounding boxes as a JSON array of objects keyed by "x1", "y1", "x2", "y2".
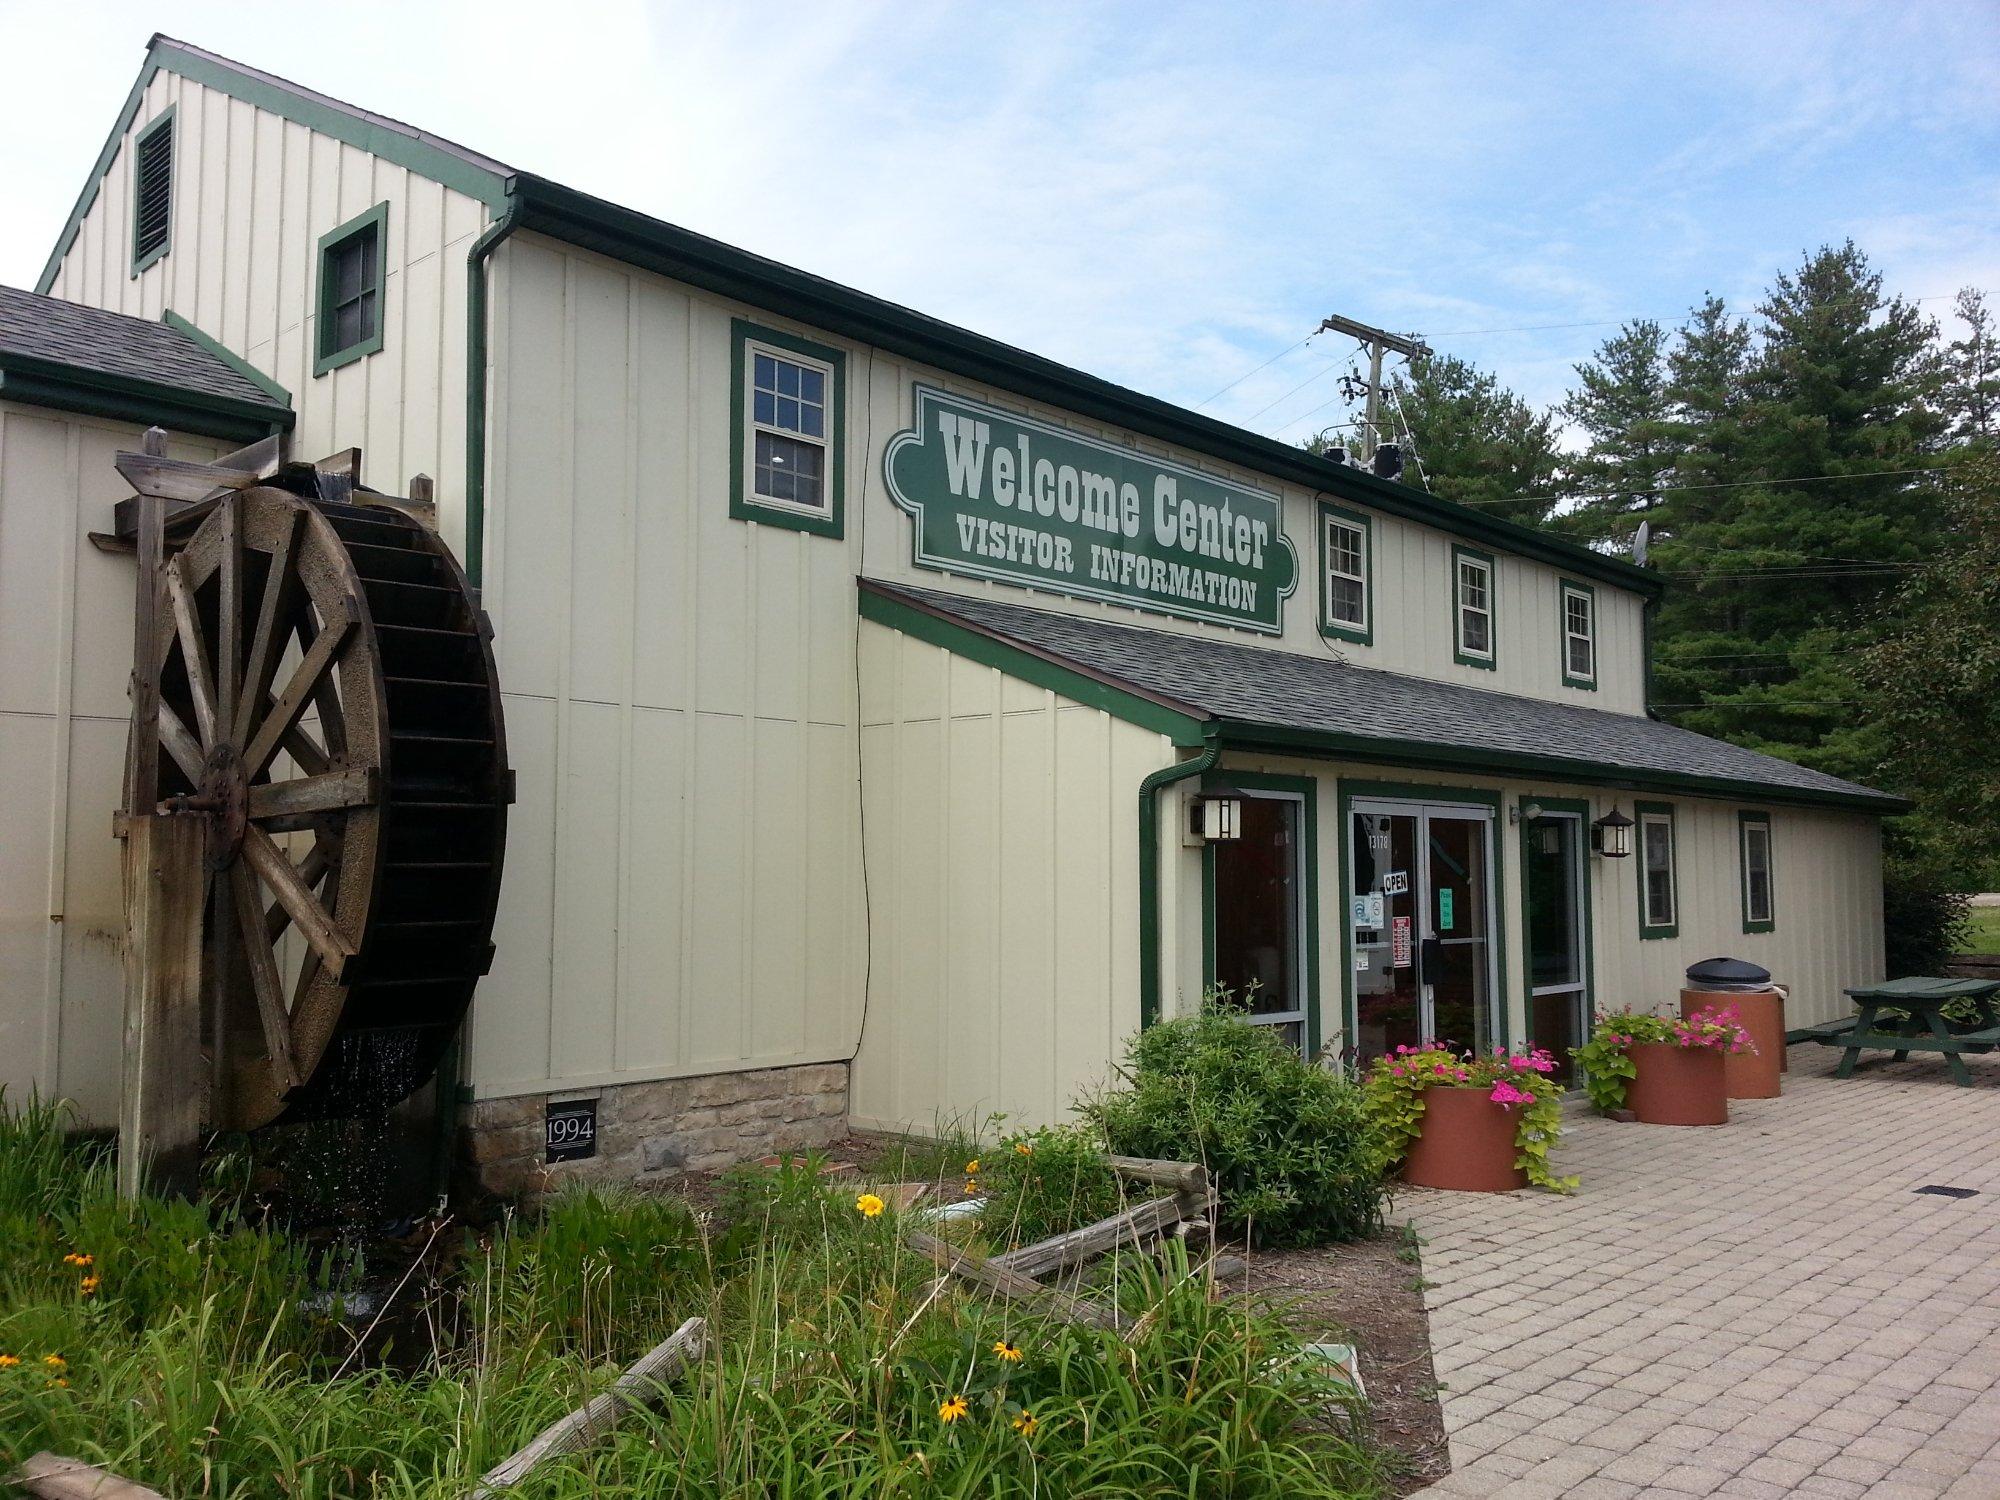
[{"x1": 3, "y1": 0, "x2": 1994, "y2": 446}]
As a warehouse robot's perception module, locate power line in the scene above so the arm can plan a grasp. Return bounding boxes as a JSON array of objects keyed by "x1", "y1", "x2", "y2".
[
  {"x1": 1423, "y1": 291, "x2": 1967, "y2": 342},
  {"x1": 1191, "y1": 331, "x2": 1316, "y2": 410},
  {"x1": 1240, "y1": 343, "x2": 1364, "y2": 423},
  {"x1": 1452, "y1": 466, "x2": 1951, "y2": 511}
]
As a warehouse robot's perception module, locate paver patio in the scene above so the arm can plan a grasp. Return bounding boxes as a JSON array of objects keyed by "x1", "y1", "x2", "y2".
[{"x1": 1407, "y1": 1043, "x2": 2000, "y2": 1498}]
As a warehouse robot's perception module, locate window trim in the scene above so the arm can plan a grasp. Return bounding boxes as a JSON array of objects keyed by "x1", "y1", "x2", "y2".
[
  {"x1": 1739, "y1": 811, "x2": 1775, "y2": 933},
  {"x1": 1636, "y1": 800, "x2": 1678, "y2": 939},
  {"x1": 314, "y1": 202, "x2": 389, "y2": 376},
  {"x1": 1451, "y1": 544, "x2": 1497, "y2": 670},
  {"x1": 1316, "y1": 500, "x2": 1372, "y2": 646},
  {"x1": 129, "y1": 106, "x2": 175, "y2": 278},
  {"x1": 1559, "y1": 578, "x2": 1598, "y2": 691},
  {"x1": 729, "y1": 318, "x2": 846, "y2": 539}
]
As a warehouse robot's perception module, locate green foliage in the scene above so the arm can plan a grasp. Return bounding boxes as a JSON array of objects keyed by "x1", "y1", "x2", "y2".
[
  {"x1": 1571, "y1": 1027, "x2": 1643, "y2": 1112},
  {"x1": 1377, "y1": 353, "x2": 1564, "y2": 520},
  {"x1": 1359, "y1": 1046, "x2": 1576, "y2": 1194},
  {"x1": 1085, "y1": 1003, "x2": 1384, "y2": 1247},
  {"x1": 1880, "y1": 827, "x2": 1974, "y2": 977},
  {"x1": 1554, "y1": 318, "x2": 1678, "y2": 550},
  {"x1": 976, "y1": 1123, "x2": 1121, "y2": 1246},
  {"x1": 1570, "y1": 1009, "x2": 1755, "y2": 1113}
]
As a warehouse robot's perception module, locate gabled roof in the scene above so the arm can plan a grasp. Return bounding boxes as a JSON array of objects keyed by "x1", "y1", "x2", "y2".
[
  {"x1": 859, "y1": 579, "x2": 1907, "y2": 814},
  {"x1": 0, "y1": 284, "x2": 292, "y2": 440},
  {"x1": 42, "y1": 37, "x2": 1662, "y2": 599}
]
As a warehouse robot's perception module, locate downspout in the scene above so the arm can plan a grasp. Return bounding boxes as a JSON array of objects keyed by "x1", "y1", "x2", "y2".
[
  {"x1": 431, "y1": 188, "x2": 523, "y2": 1204},
  {"x1": 1137, "y1": 727, "x2": 1223, "y2": 1030}
]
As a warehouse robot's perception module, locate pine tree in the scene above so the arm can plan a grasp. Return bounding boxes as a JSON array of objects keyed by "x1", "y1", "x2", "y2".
[
  {"x1": 1553, "y1": 320, "x2": 1677, "y2": 549},
  {"x1": 1942, "y1": 287, "x2": 2000, "y2": 447},
  {"x1": 1373, "y1": 354, "x2": 1563, "y2": 522}
]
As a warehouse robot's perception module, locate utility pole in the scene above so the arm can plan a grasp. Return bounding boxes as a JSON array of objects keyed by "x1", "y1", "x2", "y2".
[{"x1": 1317, "y1": 314, "x2": 1431, "y2": 464}]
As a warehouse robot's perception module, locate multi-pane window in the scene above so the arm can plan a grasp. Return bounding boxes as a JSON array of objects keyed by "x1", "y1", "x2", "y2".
[
  {"x1": 1454, "y1": 550, "x2": 1495, "y2": 666},
  {"x1": 1639, "y1": 805, "x2": 1677, "y2": 936},
  {"x1": 131, "y1": 109, "x2": 174, "y2": 275},
  {"x1": 1320, "y1": 506, "x2": 1369, "y2": 641},
  {"x1": 315, "y1": 203, "x2": 387, "y2": 375},
  {"x1": 1741, "y1": 814, "x2": 1774, "y2": 931},
  {"x1": 750, "y1": 349, "x2": 829, "y2": 512},
  {"x1": 730, "y1": 319, "x2": 846, "y2": 538},
  {"x1": 1562, "y1": 582, "x2": 1596, "y2": 687}
]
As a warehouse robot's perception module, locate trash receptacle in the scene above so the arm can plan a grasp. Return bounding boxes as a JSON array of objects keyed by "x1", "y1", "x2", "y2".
[{"x1": 1680, "y1": 958, "x2": 1786, "y2": 1098}]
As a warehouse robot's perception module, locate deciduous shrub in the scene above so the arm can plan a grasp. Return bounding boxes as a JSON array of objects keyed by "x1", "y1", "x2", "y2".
[
  {"x1": 1084, "y1": 1003, "x2": 1383, "y2": 1247},
  {"x1": 977, "y1": 1123, "x2": 1122, "y2": 1246}
]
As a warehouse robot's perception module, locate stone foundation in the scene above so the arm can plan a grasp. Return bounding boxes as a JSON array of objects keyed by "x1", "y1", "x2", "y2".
[{"x1": 461, "y1": 1060, "x2": 849, "y2": 1198}]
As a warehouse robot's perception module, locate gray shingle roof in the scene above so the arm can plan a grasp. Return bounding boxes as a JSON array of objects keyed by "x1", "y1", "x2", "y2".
[
  {"x1": 0, "y1": 284, "x2": 287, "y2": 412},
  {"x1": 873, "y1": 581, "x2": 1903, "y2": 811}
]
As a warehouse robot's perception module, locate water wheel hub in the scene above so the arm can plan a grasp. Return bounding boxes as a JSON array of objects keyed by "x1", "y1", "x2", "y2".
[{"x1": 199, "y1": 741, "x2": 248, "y2": 871}]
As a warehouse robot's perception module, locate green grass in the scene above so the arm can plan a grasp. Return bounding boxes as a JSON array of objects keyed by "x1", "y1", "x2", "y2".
[
  {"x1": 1959, "y1": 904, "x2": 2000, "y2": 953},
  {"x1": 0, "y1": 1099, "x2": 1395, "y2": 1498}
]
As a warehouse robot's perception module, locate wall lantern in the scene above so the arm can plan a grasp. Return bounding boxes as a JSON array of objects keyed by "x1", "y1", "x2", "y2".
[
  {"x1": 1591, "y1": 807, "x2": 1635, "y2": 859},
  {"x1": 1190, "y1": 776, "x2": 1245, "y2": 842}
]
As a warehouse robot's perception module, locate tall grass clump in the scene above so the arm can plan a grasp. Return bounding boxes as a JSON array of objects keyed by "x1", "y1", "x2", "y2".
[
  {"x1": 1087, "y1": 1002, "x2": 1386, "y2": 1247},
  {"x1": 975, "y1": 1122, "x2": 1122, "y2": 1245}
]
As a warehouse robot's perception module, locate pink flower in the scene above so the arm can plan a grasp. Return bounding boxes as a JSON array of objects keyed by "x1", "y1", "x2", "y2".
[
  {"x1": 1508, "y1": 1056, "x2": 1530, "y2": 1071},
  {"x1": 1489, "y1": 1080, "x2": 1532, "y2": 1106},
  {"x1": 1390, "y1": 1066, "x2": 1405, "y2": 1076}
]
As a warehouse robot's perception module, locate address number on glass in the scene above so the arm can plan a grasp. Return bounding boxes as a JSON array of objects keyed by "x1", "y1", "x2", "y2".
[{"x1": 545, "y1": 1098, "x2": 598, "y2": 1163}]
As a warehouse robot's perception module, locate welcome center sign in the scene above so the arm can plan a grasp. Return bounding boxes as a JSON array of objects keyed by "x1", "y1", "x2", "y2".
[{"x1": 884, "y1": 387, "x2": 1298, "y2": 633}]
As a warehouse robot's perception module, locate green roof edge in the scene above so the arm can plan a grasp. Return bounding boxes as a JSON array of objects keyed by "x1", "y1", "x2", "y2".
[
  {"x1": 162, "y1": 308, "x2": 292, "y2": 406},
  {"x1": 0, "y1": 353, "x2": 291, "y2": 442}
]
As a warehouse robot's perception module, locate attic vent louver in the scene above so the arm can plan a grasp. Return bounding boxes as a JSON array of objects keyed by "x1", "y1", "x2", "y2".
[{"x1": 132, "y1": 113, "x2": 174, "y2": 272}]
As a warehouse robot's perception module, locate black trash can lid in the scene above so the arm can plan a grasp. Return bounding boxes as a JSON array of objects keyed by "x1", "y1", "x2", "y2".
[{"x1": 1686, "y1": 956, "x2": 1771, "y2": 988}]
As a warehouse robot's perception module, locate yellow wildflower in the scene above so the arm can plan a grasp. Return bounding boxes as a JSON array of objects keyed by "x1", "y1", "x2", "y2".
[
  {"x1": 964, "y1": 1159, "x2": 980, "y2": 1174},
  {"x1": 0, "y1": 1354, "x2": 19, "y2": 1368},
  {"x1": 938, "y1": 1395, "x2": 969, "y2": 1424},
  {"x1": 1012, "y1": 1410, "x2": 1038, "y2": 1437},
  {"x1": 47, "y1": 1377, "x2": 68, "y2": 1389},
  {"x1": 42, "y1": 1355, "x2": 65, "y2": 1371},
  {"x1": 855, "y1": 1193, "x2": 886, "y2": 1219},
  {"x1": 963, "y1": 1178, "x2": 978, "y2": 1195},
  {"x1": 62, "y1": 1253, "x2": 92, "y2": 1267},
  {"x1": 992, "y1": 1339, "x2": 1022, "y2": 1363},
  {"x1": 1014, "y1": 1142, "x2": 1033, "y2": 1157},
  {"x1": 80, "y1": 1276, "x2": 99, "y2": 1296}
]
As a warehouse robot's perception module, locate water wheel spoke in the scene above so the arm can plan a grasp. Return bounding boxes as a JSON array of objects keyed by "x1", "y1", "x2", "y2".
[
  {"x1": 242, "y1": 604, "x2": 356, "y2": 779},
  {"x1": 229, "y1": 862, "x2": 300, "y2": 1092},
  {"x1": 247, "y1": 768, "x2": 380, "y2": 822},
  {"x1": 241, "y1": 823, "x2": 353, "y2": 981},
  {"x1": 217, "y1": 495, "x2": 243, "y2": 739},
  {"x1": 263, "y1": 837, "x2": 335, "y2": 943},
  {"x1": 157, "y1": 700, "x2": 206, "y2": 785},
  {"x1": 165, "y1": 555, "x2": 219, "y2": 747},
  {"x1": 233, "y1": 506, "x2": 303, "y2": 747}
]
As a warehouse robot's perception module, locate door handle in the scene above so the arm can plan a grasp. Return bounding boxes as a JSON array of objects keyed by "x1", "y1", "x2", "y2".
[{"x1": 1420, "y1": 936, "x2": 1442, "y2": 983}]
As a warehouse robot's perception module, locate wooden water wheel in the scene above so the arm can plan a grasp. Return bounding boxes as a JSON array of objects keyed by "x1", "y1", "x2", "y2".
[{"x1": 119, "y1": 451, "x2": 507, "y2": 1133}]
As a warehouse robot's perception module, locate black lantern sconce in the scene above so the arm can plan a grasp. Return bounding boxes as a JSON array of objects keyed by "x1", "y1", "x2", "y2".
[
  {"x1": 1189, "y1": 775, "x2": 1245, "y2": 842},
  {"x1": 1590, "y1": 806, "x2": 1634, "y2": 859}
]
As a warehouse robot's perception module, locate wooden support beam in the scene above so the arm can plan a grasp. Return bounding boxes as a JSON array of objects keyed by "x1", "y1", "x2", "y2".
[
  {"x1": 903, "y1": 1230, "x2": 1129, "y2": 1333},
  {"x1": 991, "y1": 1194, "x2": 1189, "y2": 1282},
  {"x1": 247, "y1": 767, "x2": 379, "y2": 821},
  {"x1": 470, "y1": 1317, "x2": 706, "y2": 1496},
  {"x1": 9, "y1": 1452, "x2": 167, "y2": 1500},
  {"x1": 114, "y1": 451, "x2": 259, "y2": 502},
  {"x1": 117, "y1": 814, "x2": 208, "y2": 1199}
]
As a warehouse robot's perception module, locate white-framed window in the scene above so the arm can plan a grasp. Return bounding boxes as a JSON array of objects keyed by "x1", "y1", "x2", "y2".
[
  {"x1": 1638, "y1": 803, "x2": 1677, "y2": 937},
  {"x1": 730, "y1": 318, "x2": 845, "y2": 538},
  {"x1": 1453, "y1": 548, "x2": 1495, "y2": 667},
  {"x1": 1319, "y1": 504, "x2": 1370, "y2": 642},
  {"x1": 1561, "y1": 581, "x2": 1596, "y2": 687},
  {"x1": 1740, "y1": 814, "x2": 1774, "y2": 931}
]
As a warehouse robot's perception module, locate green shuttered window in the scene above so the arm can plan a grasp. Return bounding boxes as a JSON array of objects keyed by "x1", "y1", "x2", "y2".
[
  {"x1": 315, "y1": 203, "x2": 388, "y2": 376},
  {"x1": 131, "y1": 108, "x2": 175, "y2": 276}
]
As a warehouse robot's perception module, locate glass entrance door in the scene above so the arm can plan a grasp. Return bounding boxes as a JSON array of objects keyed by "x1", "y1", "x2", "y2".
[
  {"x1": 1349, "y1": 800, "x2": 1498, "y2": 1063},
  {"x1": 1523, "y1": 809, "x2": 1588, "y2": 1085},
  {"x1": 1212, "y1": 792, "x2": 1307, "y2": 1051}
]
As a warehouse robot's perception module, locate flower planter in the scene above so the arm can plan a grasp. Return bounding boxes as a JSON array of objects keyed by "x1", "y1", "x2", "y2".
[
  {"x1": 1401, "y1": 1085, "x2": 1528, "y2": 1192},
  {"x1": 1681, "y1": 989, "x2": 1783, "y2": 1099},
  {"x1": 1626, "y1": 1043, "x2": 1728, "y2": 1126}
]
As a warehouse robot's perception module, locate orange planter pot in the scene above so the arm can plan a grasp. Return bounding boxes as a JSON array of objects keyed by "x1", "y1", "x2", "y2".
[
  {"x1": 1401, "y1": 1085, "x2": 1528, "y2": 1192},
  {"x1": 1626, "y1": 1043, "x2": 1729, "y2": 1126},
  {"x1": 1681, "y1": 988, "x2": 1785, "y2": 1099}
]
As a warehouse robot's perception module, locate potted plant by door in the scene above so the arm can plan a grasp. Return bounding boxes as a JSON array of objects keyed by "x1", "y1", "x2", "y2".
[
  {"x1": 1573, "y1": 1009, "x2": 1754, "y2": 1126},
  {"x1": 1363, "y1": 1045, "x2": 1577, "y2": 1193}
]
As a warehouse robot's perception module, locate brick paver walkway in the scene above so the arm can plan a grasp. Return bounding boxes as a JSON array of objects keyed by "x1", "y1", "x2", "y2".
[{"x1": 1409, "y1": 1044, "x2": 2000, "y2": 1498}]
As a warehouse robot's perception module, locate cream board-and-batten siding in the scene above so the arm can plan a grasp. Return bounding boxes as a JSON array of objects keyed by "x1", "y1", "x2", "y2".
[
  {"x1": 40, "y1": 62, "x2": 489, "y2": 553},
  {"x1": 0, "y1": 403, "x2": 222, "y2": 1123}
]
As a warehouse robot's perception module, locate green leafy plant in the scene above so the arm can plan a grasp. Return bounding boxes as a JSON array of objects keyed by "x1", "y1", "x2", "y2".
[
  {"x1": 976, "y1": 1123, "x2": 1121, "y2": 1246},
  {"x1": 1572, "y1": 1008, "x2": 1756, "y2": 1112},
  {"x1": 1085, "y1": 1001, "x2": 1383, "y2": 1247},
  {"x1": 1361, "y1": 1045, "x2": 1577, "y2": 1194}
]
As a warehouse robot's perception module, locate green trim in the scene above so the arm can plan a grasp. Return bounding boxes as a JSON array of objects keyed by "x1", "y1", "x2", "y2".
[
  {"x1": 1138, "y1": 735, "x2": 1222, "y2": 1031},
  {"x1": 463, "y1": 198, "x2": 522, "y2": 590},
  {"x1": 729, "y1": 319, "x2": 846, "y2": 539},
  {"x1": 1335, "y1": 778, "x2": 1510, "y2": 1053},
  {"x1": 314, "y1": 201, "x2": 389, "y2": 376},
  {"x1": 1517, "y1": 795, "x2": 1595, "y2": 1058},
  {"x1": 505, "y1": 175, "x2": 1661, "y2": 600},
  {"x1": 162, "y1": 309, "x2": 291, "y2": 406},
  {"x1": 1198, "y1": 771, "x2": 1323, "y2": 1057},
  {"x1": 1636, "y1": 800, "x2": 1679, "y2": 940},
  {"x1": 1739, "y1": 810, "x2": 1776, "y2": 933},
  {"x1": 857, "y1": 584, "x2": 1209, "y2": 744},
  {"x1": 1315, "y1": 500, "x2": 1373, "y2": 647},
  {"x1": 129, "y1": 105, "x2": 175, "y2": 277},
  {"x1": 1450, "y1": 544, "x2": 1497, "y2": 671},
  {"x1": 1559, "y1": 578, "x2": 1598, "y2": 692},
  {"x1": 40, "y1": 38, "x2": 508, "y2": 295},
  {"x1": 0, "y1": 359, "x2": 291, "y2": 443},
  {"x1": 1641, "y1": 594, "x2": 1658, "y2": 716}
]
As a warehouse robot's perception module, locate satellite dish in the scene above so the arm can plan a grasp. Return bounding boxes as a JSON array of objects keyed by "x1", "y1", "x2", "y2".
[{"x1": 1632, "y1": 519, "x2": 1651, "y2": 567}]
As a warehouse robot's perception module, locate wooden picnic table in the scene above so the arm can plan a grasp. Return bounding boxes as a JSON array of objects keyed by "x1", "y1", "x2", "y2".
[{"x1": 1803, "y1": 976, "x2": 2000, "y2": 1087}]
